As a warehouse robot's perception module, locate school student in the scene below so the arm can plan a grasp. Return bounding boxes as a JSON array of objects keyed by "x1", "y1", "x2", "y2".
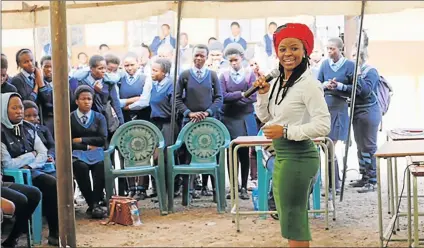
[
  {"x1": 23, "y1": 100, "x2": 55, "y2": 165},
  {"x1": 38, "y1": 55, "x2": 55, "y2": 135},
  {"x1": 71, "y1": 86, "x2": 107, "y2": 218},
  {"x1": 207, "y1": 41, "x2": 229, "y2": 76},
  {"x1": 116, "y1": 52, "x2": 152, "y2": 199},
  {"x1": 1, "y1": 181, "x2": 41, "y2": 248},
  {"x1": 11, "y1": 49, "x2": 49, "y2": 104},
  {"x1": 317, "y1": 37, "x2": 355, "y2": 195},
  {"x1": 150, "y1": 24, "x2": 176, "y2": 55},
  {"x1": 1, "y1": 92, "x2": 59, "y2": 246},
  {"x1": 262, "y1": 22, "x2": 278, "y2": 57},
  {"x1": 348, "y1": 33, "x2": 381, "y2": 193},
  {"x1": 118, "y1": 52, "x2": 152, "y2": 122},
  {"x1": 70, "y1": 54, "x2": 124, "y2": 128},
  {"x1": 223, "y1": 22, "x2": 247, "y2": 50},
  {"x1": 1, "y1": 54, "x2": 17, "y2": 93},
  {"x1": 220, "y1": 43, "x2": 257, "y2": 200},
  {"x1": 176, "y1": 44, "x2": 223, "y2": 198}
]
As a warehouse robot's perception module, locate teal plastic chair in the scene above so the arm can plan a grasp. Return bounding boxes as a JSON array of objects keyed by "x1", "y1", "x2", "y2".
[
  {"x1": 104, "y1": 120, "x2": 168, "y2": 215},
  {"x1": 255, "y1": 131, "x2": 321, "y2": 215},
  {"x1": 3, "y1": 167, "x2": 44, "y2": 245},
  {"x1": 167, "y1": 117, "x2": 230, "y2": 213}
]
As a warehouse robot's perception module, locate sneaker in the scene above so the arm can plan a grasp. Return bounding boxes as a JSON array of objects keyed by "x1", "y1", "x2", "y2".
[
  {"x1": 350, "y1": 179, "x2": 367, "y2": 188},
  {"x1": 87, "y1": 204, "x2": 107, "y2": 219},
  {"x1": 190, "y1": 190, "x2": 201, "y2": 199},
  {"x1": 247, "y1": 180, "x2": 258, "y2": 191},
  {"x1": 48, "y1": 235, "x2": 59, "y2": 246},
  {"x1": 239, "y1": 188, "x2": 250, "y2": 200},
  {"x1": 201, "y1": 187, "x2": 213, "y2": 196},
  {"x1": 357, "y1": 183, "x2": 377, "y2": 193}
]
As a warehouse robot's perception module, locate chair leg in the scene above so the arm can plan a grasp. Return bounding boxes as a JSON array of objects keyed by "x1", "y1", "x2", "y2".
[
  {"x1": 105, "y1": 176, "x2": 115, "y2": 211},
  {"x1": 31, "y1": 195, "x2": 43, "y2": 245},
  {"x1": 182, "y1": 175, "x2": 190, "y2": 206},
  {"x1": 214, "y1": 171, "x2": 223, "y2": 213},
  {"x1": 154, "y1": 171, "x2": 168, "y2": 215},
  {"x1": 167, "y1": 171, "x2": 175, "y2": 213}
]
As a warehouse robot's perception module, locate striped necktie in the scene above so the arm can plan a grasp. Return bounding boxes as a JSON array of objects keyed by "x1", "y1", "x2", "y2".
[
  {"x1": 81, "y1": 115, "x2": 88, "y2": 124},
  {"x1": 197, "y1": 70, "x2": 202, "y2": 79}
]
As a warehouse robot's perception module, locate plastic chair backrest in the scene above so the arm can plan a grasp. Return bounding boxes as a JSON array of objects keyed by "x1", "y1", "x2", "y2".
[
  {"x1": 109, "y1": 120, "x2": 165, "y2": 168},
  {"x1": 177, "y1": 118, "x2": 230, "y2": 165}
]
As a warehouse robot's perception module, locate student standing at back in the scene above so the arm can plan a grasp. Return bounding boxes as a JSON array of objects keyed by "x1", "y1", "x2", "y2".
[
  {"x1": 175, "y1": 44, "x2": 223, "y2": 198},
  {"x1": 38, "y1": 55, "x2": 55, "y2": 135},
  {"x1": 11, "y1": 49, "x2": 49, "y2": 104},
  {"x1": 224, "y1": 22, "x2": 247, "y2": 50},
  {"x1": 317, "y1": 37, "x2": 355, "y2": 196},
  {"x1": 220, "y1": 43, "x2": 257, "y2": 200}
]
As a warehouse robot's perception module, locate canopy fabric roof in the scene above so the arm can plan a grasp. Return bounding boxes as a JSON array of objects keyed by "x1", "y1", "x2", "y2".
[{"x1": 2, "y1": 1, "x2": 424, "y2": 29}]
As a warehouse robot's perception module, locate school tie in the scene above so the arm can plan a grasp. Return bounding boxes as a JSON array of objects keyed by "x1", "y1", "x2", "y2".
[
  {"x1": 197, "y1": 70, "x2": 202, "y2": 79},
  {"x1": 129, "y1": 76, "x2": 134, "y2": 84},
  {"x1": 28, "y1": 75, "x2": 33, "y2": 81},
  {"x1": 81, "y1": 115, "x2": 88, "y2": 125}
]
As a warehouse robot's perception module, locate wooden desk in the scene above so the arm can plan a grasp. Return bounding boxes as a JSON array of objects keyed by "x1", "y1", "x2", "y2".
[{"x1": 376, "y1": 140, "x2": 424, "y2": 247}]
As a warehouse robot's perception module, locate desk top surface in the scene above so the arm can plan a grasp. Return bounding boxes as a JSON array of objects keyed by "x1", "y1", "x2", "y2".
[
  {"x1": 230, "y1": 136, "x2": 327, "y2": 145},
  {"x1": 376, "y1": 140, "x2": 424, "y2": 158},
  {"x1": 408, "y1": 164, "x2": 424, "y2": 177},
  {"x1": 387, "y1": 129, "x2": 424, "y2": 141}
]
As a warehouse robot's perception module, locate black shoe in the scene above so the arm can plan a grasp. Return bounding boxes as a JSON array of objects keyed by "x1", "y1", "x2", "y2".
[
  {"x1": 149, "y1": 188, "x2": 157, "y2": 198},
  {"x1": 48, "y1": 235, "x2": 59, "y2": 246},
  {"x1": 201, "y1": 187, "x2": 213, "y2": 196},
  {"x1": 87, "y1": 204, "x2": 107, "y2": 219},
  {"x1": 239, "y1": 188, "x2": 250, "y2": 200},
  {"x1": 133, "y1": 191, "x2": 147, "y2": 201},
  {"x1": 350, "y1": 179, "x2": 367, "y2": 188},
  {"x1": 174, "y1": 185, "x2": 182, "y2": 197},
  {"x1": 2, "y1": 238, "x2": 18, "y2": 248}
]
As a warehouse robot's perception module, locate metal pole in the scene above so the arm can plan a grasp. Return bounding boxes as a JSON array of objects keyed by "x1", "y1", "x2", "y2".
[
  {"x1": 340, "y1": 0, "x2": 366, "y2": 202},
  {"x1": 170, "y1": 0, "x2": 183, "y2": 143},
  {"x1": 49, "y1": 1, "x2": 77, "y2": 246}
]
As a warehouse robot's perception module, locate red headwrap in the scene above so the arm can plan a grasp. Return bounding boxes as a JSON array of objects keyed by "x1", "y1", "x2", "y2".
[{"x1": 273, "y1": 23, "x2": 314, "y2": 56}]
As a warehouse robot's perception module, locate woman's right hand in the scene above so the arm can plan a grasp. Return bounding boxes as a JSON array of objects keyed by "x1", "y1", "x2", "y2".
[{"x1": 253, "y1": 76, "x2": 270, "y2": 94}]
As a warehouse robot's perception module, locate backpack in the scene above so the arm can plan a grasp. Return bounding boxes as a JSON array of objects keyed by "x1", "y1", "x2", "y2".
[{"x1": 362, "y1": 66, "x2": 393, "y2": 116}]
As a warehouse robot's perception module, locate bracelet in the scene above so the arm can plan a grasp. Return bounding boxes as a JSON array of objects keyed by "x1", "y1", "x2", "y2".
[{"x1": 283, "y1": 125, "x2": 288, "y2": 139}]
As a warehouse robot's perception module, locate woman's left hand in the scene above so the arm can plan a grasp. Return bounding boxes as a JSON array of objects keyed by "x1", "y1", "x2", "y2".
[{"x1": 262, "y1": 125, "x2": 284, "y2": 139}]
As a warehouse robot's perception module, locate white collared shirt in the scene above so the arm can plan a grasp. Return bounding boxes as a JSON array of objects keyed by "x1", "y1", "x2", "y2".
[
  {"x1": 76, "y1": 108, "x2": 92, "y2": 123},
  {"x1": 255, "y1": 69, "x2": 331, "y2": 141},
  {"x1": 191, "y1": 65, "x2": 207, "y2": 79}
]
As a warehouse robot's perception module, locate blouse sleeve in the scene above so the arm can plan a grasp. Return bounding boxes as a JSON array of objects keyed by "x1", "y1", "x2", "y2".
[
  {"x1": 286, "y1": 82, "x2": 331, "y2": 141},
  {"x1": 254, "y1": 79, "x2": 274, "y2": 124}
]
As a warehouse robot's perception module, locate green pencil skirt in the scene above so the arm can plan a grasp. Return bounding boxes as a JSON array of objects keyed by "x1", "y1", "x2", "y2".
[{"x1": 272, "y1": 138, "x2": 320, "y2": 241}]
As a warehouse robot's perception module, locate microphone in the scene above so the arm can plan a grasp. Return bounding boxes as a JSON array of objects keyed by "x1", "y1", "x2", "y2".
[{"x1": 242, "y1": 69, "x2": 280, "y2": 98}]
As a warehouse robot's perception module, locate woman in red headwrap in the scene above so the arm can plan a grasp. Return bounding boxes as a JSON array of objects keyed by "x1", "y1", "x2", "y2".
[{"x1": 254, "y1": 23, "x2": 331, "y2": 247}]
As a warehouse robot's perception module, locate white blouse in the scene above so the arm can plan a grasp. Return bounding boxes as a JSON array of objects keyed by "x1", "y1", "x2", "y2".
[{"x1": 255, "y1": 69, "x2": 331, "y2": 141}]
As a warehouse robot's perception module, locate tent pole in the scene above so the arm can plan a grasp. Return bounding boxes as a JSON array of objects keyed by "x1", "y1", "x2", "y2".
[
  {"x1": 49, "y1": 1, "x2": 77, "y2": 246},
  {"x1": 340, "y1": 0, "x2": 366, "y2": 202},
  {"x1": 170, "y1": 0, "x2": 183, "y2": 143}
]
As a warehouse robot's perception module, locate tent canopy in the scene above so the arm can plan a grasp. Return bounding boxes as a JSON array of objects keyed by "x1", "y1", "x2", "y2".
[{"x1": 2, "y1": 1, "x2": 424, "y2": 30}]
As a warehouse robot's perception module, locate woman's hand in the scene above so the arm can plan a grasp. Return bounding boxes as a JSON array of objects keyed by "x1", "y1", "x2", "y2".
[
  {"x1": 253, "y1": 76, "x2": 270, "y2": 94},
  {"x1": 262, "y1": 124, "x2": 284, "y2": 139}
]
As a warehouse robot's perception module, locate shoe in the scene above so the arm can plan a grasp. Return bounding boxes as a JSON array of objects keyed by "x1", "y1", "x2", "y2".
[
  {"x1": 247, "y1": 180, "x2": 258, "y2": 191},
  {"x1": 201, "y1": 187, "x2": 213, "y2": 196},
  {"x1": 133, "y1": 191, "x2": 147, "y2": 201},
  {"x1": 191, "y1": 190, "x2": 201, "y2": 199},
  {"x1": 48, "y1": 235, "x2": 59, "y2": 246},
  {"x1": 149, "y1": 188, "x2": 157, "y2": 198},
  {"x1": 321, "y1": 188, "x2": 341, "y2": 197},
  {"x1": 239, "y1": 188, "x2": 250, "y2": 200},
  {"x1": 174, "y1": 184, "x2": 182, "y2": 197},
  {"x1": 2, "y1": 238, "x2": 18, "y2": 248},
  {"x1": 357, "y1": 183, "x2": 377, "y2": 193},
  {"x1": 87, "y1": 204, "x2": 107, "y2": 219},
  {"x1": 350, "y1": 179, "x2": 367, "y2": 188}
]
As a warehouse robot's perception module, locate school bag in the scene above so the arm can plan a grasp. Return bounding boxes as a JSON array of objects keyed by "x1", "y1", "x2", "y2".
[{"x1": 362, "y1": 66, "x2": 393, "y2": 116}]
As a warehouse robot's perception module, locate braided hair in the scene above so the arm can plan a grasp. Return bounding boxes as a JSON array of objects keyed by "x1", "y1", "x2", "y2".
[{"x1": 268, "y1": 51, "x2": 310, "y2": 109}]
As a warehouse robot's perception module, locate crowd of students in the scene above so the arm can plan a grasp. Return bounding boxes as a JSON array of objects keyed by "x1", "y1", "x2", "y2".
[{"x1": 0, "y1": 20, "x2": 382, "y2": 246}]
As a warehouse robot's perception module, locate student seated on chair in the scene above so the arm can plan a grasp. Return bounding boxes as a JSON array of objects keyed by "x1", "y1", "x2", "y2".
[
  {"x1": 1, "y1": 92, "x2": 59, "y2": 246},
  {"x1": 23, "y1": 100, "x2": 56, "y2": 167},
  {"x1": 1, "y1": 173, "x2": 41, "y2": 248},
  {"x1": 71, "y1": 85, "x2": 107, "y2": 219}
]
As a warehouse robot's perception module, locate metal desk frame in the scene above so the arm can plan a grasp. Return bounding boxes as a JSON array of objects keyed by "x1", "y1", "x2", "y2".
[
  {"x1": 376, "y1": 140, "x2": 424, "y2": 247},
  {"x1": 385, "y1": 130, "x2": 424, "y2": 235},
  {"x1": 228, "y1": 136, "x2": 335, "y2": 232}
]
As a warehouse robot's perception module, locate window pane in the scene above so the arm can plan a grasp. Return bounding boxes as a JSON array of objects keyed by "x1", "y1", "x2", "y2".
[{"x1": 181, "y1": 18, "x2": 216, "y2": 45}]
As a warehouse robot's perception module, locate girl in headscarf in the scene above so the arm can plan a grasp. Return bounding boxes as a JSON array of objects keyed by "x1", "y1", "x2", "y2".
[
  {"x1": 254, "y1": 23, "x2": 330, "y2": 247},
  {"x1": 1, "y1": 92, "x2": 59, "y2": 246}
]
